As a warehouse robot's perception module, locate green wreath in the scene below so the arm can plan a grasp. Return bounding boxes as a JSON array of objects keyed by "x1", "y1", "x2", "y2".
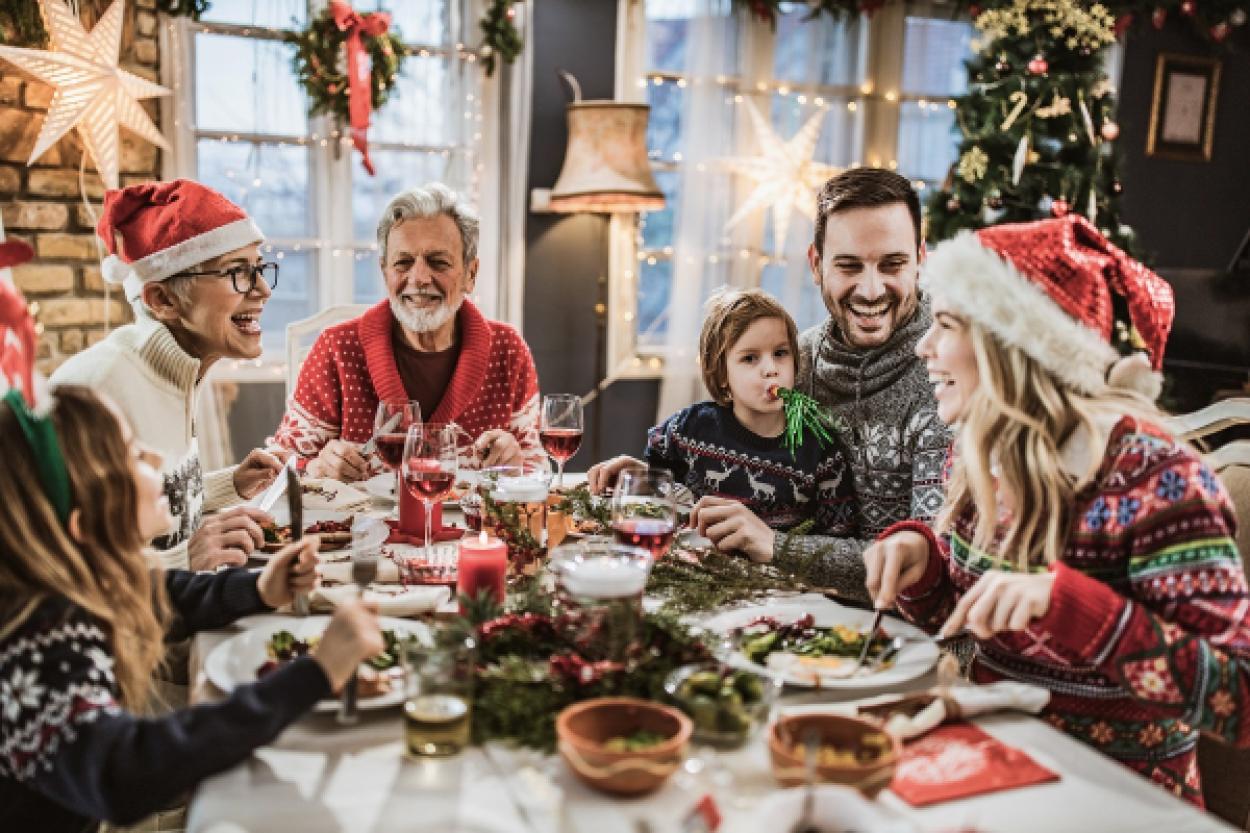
[{"x1": 288, "y1": 6, "x2": 405, "y2": 124}]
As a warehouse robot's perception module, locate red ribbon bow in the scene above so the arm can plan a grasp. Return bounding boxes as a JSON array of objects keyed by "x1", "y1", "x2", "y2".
[{"x1": 329, "y1": 1, "x2": 391, "y2": 176}]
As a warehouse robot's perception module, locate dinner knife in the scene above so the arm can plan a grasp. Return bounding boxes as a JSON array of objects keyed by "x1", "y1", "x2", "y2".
[
  {"x1": 254, "y1": 463, "x2": 289, "y2": 514},
  {"x1": 287, "y1": 462, "x2": 311, "y2": 616}
]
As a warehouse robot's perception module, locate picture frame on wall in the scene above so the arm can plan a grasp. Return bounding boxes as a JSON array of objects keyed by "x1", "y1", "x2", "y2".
[{"x1": 1147, "y1": 52, "x2": 1221, "y2": 162}]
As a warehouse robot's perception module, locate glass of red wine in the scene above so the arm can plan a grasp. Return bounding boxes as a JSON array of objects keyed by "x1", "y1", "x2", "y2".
[
  {"x1": 374, "y1": 400, "x2": 422, "y2": 497},
  {"x1": 611, "y1": 468, "x2": 676, "y2": 560},
  {"x1": 402, "y1": 422, "x2": 458, "y2": 560},
  {"x1": 540, "y1": 394, "x2": 583, "y2": 491}
]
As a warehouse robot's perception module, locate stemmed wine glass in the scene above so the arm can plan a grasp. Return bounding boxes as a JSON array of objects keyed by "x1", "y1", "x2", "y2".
[
  {"x1": 374, "y1": 400, "x2": 421, "y2": 497},
  {"x1": 540, "y1": 394, "x2": 584, "y2": 490},
  {"x1": 611, "y1": 468, "x2": 677, "y2": 560},
  {"x1": 402, "y1": 423, "x2": 458, "y2": 559}
]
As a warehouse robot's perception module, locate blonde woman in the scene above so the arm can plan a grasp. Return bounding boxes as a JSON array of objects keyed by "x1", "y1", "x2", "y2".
[
  {"x1": 0, "y1": 385, "x2": 383, "y2": 831},
  {"x1": 866, "y1": 215, "x2": 1250, "y2": 805}
]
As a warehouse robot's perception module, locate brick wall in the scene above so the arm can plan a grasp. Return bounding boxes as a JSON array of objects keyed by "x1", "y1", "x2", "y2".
[{"x1": 0, "y1": 0, "x2": 162, "y2": 373}]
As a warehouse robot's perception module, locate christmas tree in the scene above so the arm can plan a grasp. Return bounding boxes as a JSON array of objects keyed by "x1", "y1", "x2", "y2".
[{"x1": 926, "y1": 0, "x2": 1139, "y2": 257}]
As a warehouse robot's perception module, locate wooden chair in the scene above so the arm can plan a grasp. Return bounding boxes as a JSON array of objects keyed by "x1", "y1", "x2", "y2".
[
  {"x1": 1178, "y1": 399, "x2": 1250, "y2": 829},
  {"x1": 285, "y1": 304, "x2": 371, "y2": 399}
]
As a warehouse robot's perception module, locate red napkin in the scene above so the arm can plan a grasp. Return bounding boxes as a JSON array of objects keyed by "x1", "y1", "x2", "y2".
[
  {"x1": 889, "y1": 722, "x2": 1058, "y2": 806},
  {"x1": 385, "y1": 518, "x2": 464, "y2": 545}
]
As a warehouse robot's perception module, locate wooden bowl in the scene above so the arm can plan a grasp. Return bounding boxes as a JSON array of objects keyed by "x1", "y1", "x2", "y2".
[
  {"x1": 768, "y1": 713, "x2": 900, "y2": 798},
  {"x1": 556, "y1": 697, "x2": 692, "y2": 796}
]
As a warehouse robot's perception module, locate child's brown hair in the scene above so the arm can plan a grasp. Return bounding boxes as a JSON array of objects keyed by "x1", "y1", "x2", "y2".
[{"x1": 699, "y1": 288, "x2": 800, "y2": 406}]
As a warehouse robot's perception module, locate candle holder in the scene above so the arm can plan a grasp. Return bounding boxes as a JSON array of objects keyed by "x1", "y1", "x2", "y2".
[
  {"x1": 551, "y1": 539, "x2": 652, "y2": 665},
  {"x1": 476, "y1": 464, "x2": 552, "y2": 575}
]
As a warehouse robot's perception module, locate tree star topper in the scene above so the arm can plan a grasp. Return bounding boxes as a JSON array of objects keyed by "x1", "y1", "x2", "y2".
[
  {"x1": 720, "y1": 99, "x2": 841, "y2": 253},
  {"x1": 0, "y1": 0, "x2": 171, "y2": 190}
]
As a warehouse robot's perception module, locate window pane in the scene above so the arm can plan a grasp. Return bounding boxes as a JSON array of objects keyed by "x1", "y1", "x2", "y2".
[
  {"x1": 774, "y1": 5, "x2": 863, "y2": 87},
  {"x1": 350, "y1": 149, "x2": 455, "y2": 242},
  {"x1": 900, "y1": 16, "x2": 973, "y2": 97},
  {"x1": 897, "y1": 101, "x2": 958, "y2": 184},
  {"x1": 201, "y1": 0, "x2": 305, "y2": 28},
  {"x1": 195, "y1": 33, "x2": 306, "y2": 136},
  {"x1": 640, "y1": 170, "x2": 679, "y2": 252},
  {"x1": 636, "y1": 258, "x2": 672, "y2": 349},
  {"x1": 353, "y1": 252, "x2": 386, "y2": 303},
  {"x1": 372, "y1": 55, "x2": 454, "y2": 146},
  {"x1": 261, "y1": 248, "x2": 316, "y2": 351},
  {"x1": 646, "y1": 81, "x2": 684, "y2": 162},
  {"x1": 761, "y1": 263, "x2": 826, "y2": 333},
  {"x1": 197, "y1": 139, "x2": 311, "y2": 239},
  {"x1": 646, "y1": 0, "x2": 694, "y2": 73},
  {"x1": 365, "y1": 0, "x2": 448, "y2": 45}
]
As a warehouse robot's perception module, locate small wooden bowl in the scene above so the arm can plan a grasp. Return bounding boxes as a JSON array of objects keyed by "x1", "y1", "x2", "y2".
[
  {"x1": 768, "y1": 713, "x2": 900, "y2": 798},
  {"x1": 556, "y1": 697, "x2": 692, "y2": 796}
]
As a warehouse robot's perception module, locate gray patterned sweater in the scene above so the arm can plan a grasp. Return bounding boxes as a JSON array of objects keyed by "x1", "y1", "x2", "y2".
[{"x1": 773, "y1": 295, "x2": 951, "y2": 600}]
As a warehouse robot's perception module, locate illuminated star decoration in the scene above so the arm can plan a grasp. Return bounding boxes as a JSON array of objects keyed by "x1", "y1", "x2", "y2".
[
  {"x1": 719, "y1": 99, "x2": 841, "y2": 253},
  {"x1": 0, "y1": 0, "x2": 170, "y2": 190}
]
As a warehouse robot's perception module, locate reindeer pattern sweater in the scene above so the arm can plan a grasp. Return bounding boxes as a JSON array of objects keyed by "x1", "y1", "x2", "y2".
[{"x1": 644, "y1": 401, "x2": 857, "y2": 535}]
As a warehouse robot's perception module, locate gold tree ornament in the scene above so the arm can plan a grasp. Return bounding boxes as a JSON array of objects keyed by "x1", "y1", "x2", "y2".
[
  {"x1": 0, "y1": 0, "x2": 170, "y2": 190},
  {"x1": 956, "y1": 146, "x2": 989, "y2": 183},
  {"x1": 719, "y1": 99, "x2": 841, "y2": 253}
]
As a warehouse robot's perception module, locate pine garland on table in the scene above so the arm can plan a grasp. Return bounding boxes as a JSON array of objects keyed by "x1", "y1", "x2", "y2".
[
  {"x1": 288, "y1": 5, "x2": 404, "y2": 125},
  {"x1": 647, "y1": 546, "x2": 810, "y2": 614}
]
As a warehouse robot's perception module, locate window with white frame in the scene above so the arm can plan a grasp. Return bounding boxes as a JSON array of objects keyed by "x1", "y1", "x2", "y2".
[
  {"x1": 612, "y1": 0, "x2": 973, "y2": 375},
  {"x1": 162, "y1": 0, "x2": 488, "y2": 358}
]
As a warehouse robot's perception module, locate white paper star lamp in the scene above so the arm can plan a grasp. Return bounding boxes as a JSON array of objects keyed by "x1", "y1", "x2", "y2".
[
  {"x1": 0, "y1": 0, "x2": 170, "y2": 190},
  {"x1": 720, "y1": 99, "x2": 841, "y2": 252}
]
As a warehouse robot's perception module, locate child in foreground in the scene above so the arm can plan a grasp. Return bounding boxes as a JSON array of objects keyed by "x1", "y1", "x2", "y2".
[{"x1": 589, "y1": 288, "x2": 856, "y2": 539}]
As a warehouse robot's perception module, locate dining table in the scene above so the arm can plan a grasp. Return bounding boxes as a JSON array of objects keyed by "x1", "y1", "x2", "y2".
[{"x1": 183, "y1": 475, "x2": 1237, "y2": 833}]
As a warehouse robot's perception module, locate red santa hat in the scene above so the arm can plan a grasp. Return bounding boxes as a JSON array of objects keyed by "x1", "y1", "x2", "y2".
[
  {"x1": 97, "y1": 179, "x2": 263, "y2": 301},
  {"x1": 920, "y1": 215, "x2": 1174, "y2": 400},
  {"x1": 0, "y1": 239, "x2": 39, "y2": 404}
]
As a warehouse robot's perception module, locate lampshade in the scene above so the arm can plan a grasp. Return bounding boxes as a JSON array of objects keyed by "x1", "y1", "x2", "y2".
[{"x1": 549, "y1": 101, "x2": 666, "y2": 214}]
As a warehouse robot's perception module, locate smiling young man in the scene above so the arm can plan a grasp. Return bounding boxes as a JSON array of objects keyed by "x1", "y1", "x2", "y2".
[
  {"x1": 686, "y1": 168, "x2": 951, "y2": 600},
  {"x1": 51, "y1": 180, "x2": 283, "y2": 573},
  {"x1": 271, "y1": 183, "x2": 543, "y2": 480}
]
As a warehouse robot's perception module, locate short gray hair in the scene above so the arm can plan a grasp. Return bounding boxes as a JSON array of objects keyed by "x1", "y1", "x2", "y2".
[{"x1": 376, "y1": 183, "x2": 480, "y2": 266}]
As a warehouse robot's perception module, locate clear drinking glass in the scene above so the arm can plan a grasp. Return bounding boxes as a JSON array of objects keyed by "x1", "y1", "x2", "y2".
[
  {"x1": 402, "y1": 423, "x2": 458, "y2": 560},
  {"x1": 611, "y1": 468, "x2": 677, "y2": 560},
  {"x1": 375, "y1": 400, "x2": 421, "y2": 502},
  {"x1": 402, "y1": 627, "x2": 476, "y2": 757},
  {"x1": 539, "y1": 394, "x2": 584, "y2": 490}
]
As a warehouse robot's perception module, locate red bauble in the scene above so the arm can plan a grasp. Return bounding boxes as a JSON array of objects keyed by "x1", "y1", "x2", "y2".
[
  {"x1": 969, "y1": 3, "x2": 982, "y2": 17},
  {"x1": 1180, "y1": 0, "x2": 1196, "y2": 15},
  {"x1": 1051, "y1": 199, "x2": 1070, "y2": 218},
  {"x1": 1114, "y1": 13, "x2": 1134, "y2": 35},
  {"x1": 1152, "y1": 7, "x2": 1167, "y2": 28},
  {"x1": 1100, "y1": 122, "x2": 1121, "y2": 141},
  {"x1": 1211, "y1": 22, "x2": 1231, "y2": 41},
  {"x1": 1027, "y1": 56, "x2": 1049, "y2": 75}
]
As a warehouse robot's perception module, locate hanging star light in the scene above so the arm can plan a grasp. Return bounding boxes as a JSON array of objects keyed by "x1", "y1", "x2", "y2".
[
  {"x1": 720, "y1": 99, "x2": 841, "y2": 253},
  {"x1": 0, "y1": 0, "x2": 170, "y2": 191}
]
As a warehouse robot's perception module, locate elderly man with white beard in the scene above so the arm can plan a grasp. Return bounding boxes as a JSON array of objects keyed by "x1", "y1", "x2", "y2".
[{"x1": 272, "y1": 183, "x2": 543, "y2": 481}]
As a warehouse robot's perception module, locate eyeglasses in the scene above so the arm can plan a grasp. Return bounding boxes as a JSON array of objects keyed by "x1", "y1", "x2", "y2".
[{"x1": 177, "y1": 261, "x2": 279, "y2": 294}]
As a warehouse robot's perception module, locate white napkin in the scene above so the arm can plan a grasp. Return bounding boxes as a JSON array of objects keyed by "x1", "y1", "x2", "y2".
[
  {"x1": 299, "y1": 478, "x2": 372, "y2": 511},
  {"x1": 320, "y1": 560, "x2": 402, "y2": 584},
  {"x1": 881, "y1": 681, "x2": 1050, "y2": 740},
  {"x1": 310, "y1": 584, "x2": 450, "y2": 617}
]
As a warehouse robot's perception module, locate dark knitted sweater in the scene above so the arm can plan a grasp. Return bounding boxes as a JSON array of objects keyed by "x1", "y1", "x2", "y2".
[
  {"x1": 0, "y1": 569, "x2": 331, "y2": 832},
  {"x1": 644, "y1": 401, "x2": 856, "y2": 535}
]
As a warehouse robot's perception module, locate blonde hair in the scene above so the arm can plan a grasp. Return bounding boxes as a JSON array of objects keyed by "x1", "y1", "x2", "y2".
[
  {"x1": 0, "y1": 386, "x2": 167, "y2": 709},
  {"x1": 939, "y1": 320, "x2": 1167, "y2": 570},
  {"x1": 698, "y1": 288, "x2": 800, "y2": 406}
]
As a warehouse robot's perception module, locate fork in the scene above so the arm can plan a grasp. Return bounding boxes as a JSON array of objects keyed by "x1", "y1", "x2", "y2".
[
  {"x1": 338, "y1": 550, "x2": 379, "y2": 725},
  {"x1": 850, "y1": 609, "x2": 884, "y2": 674}
]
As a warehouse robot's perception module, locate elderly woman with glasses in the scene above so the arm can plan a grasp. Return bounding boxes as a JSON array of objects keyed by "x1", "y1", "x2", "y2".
[{"x1": 52, "y1": 180, "x2": 285, "y2": 573}]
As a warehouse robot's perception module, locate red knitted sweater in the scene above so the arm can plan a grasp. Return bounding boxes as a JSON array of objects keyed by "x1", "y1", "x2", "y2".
[
  {"x1": 271, "y1": 299, "x2": 543, "y2": 469},
  {"x1": 888, "y1": 416, "x2": 1250, "y2": 805}
]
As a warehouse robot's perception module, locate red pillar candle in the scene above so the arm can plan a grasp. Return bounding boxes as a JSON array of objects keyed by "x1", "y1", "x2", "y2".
[
  {"x1": 398, "y1": 469, "x2": 443, "y2": 539},
  {"x1": 457, "y1": 531, "x2": 507, "y2": 609}
]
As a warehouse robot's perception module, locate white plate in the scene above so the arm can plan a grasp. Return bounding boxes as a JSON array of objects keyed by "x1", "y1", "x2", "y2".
[
  {"x1": 251, "y1": 511, "x2": 389, "y2": 563},
  {"x1": 363, "y1": 472, "x2": 398, "y2": 502},
  {"x1": 702, "y1": 598, "x2": 939, "y2": 689},
  {"x1": 204, "y1": 615, "x2": 427, "y2": 712}
]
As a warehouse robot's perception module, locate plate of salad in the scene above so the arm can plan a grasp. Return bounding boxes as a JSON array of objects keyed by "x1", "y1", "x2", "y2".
[{"x1": 702, "y1": 599, "x2": 939, "y2": 689}]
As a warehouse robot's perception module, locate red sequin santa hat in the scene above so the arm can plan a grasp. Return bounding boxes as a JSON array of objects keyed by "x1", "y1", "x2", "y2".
[
  {"x1": 0, "y1": 239, "x2": 39, "y2": 404},
  {"x1": 98, "y1": 179, "x2": 263, "y2": 301},
  {"x1": 920, "y1": 214, "x2": 1175, "y2": 399}
]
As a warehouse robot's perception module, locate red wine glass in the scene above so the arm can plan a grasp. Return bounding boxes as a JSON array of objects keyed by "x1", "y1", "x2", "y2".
[
  {"x1": 374, "y1": 400, "x2": 421, "y2": 499},
  {"x1": 611, "y1": 468, "x2": 676, "y2": 559},
  {"x1": 402, "y1": 423, "x2": 458, "y2": 560},
  {"x1": 540, "y1": 394, "x2": 583, "y2": 490}
]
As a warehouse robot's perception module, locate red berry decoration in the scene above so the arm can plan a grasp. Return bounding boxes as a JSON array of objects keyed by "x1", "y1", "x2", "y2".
[
  {"x1": 1211, "y1": 22, "x2": 1231, "y2": 41},
  {"x1": 1114, "y1": 13, "x2": 1134, "y2": 34},
  {"x1": 1152, "y1": 7, "x2": 1167, "y2": 28},
  {"x1": 1180, "y1": 0, "x2": 1196, "y2": 15},
  {"x1": 969, "y1": 3, "x2": 982, "y2": 17},
  {"x1": 1027, "y1": 55, "x2": 1049, "y2": 75},
  {"x1": 1100, "y1": 122, "x2": 1120, "y2": 141},
  {"x1": 1051, "y1": 199, "x2": 1070, "y2": 218}
]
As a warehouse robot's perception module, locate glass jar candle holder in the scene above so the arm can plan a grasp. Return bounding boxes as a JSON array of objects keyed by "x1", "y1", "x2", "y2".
[
  {"x1": 478, "y1": 464, "x2": 552, "y2": 573},
  {"x1": 555, "y1": 540, "x2": 652, "y2": 664}
]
